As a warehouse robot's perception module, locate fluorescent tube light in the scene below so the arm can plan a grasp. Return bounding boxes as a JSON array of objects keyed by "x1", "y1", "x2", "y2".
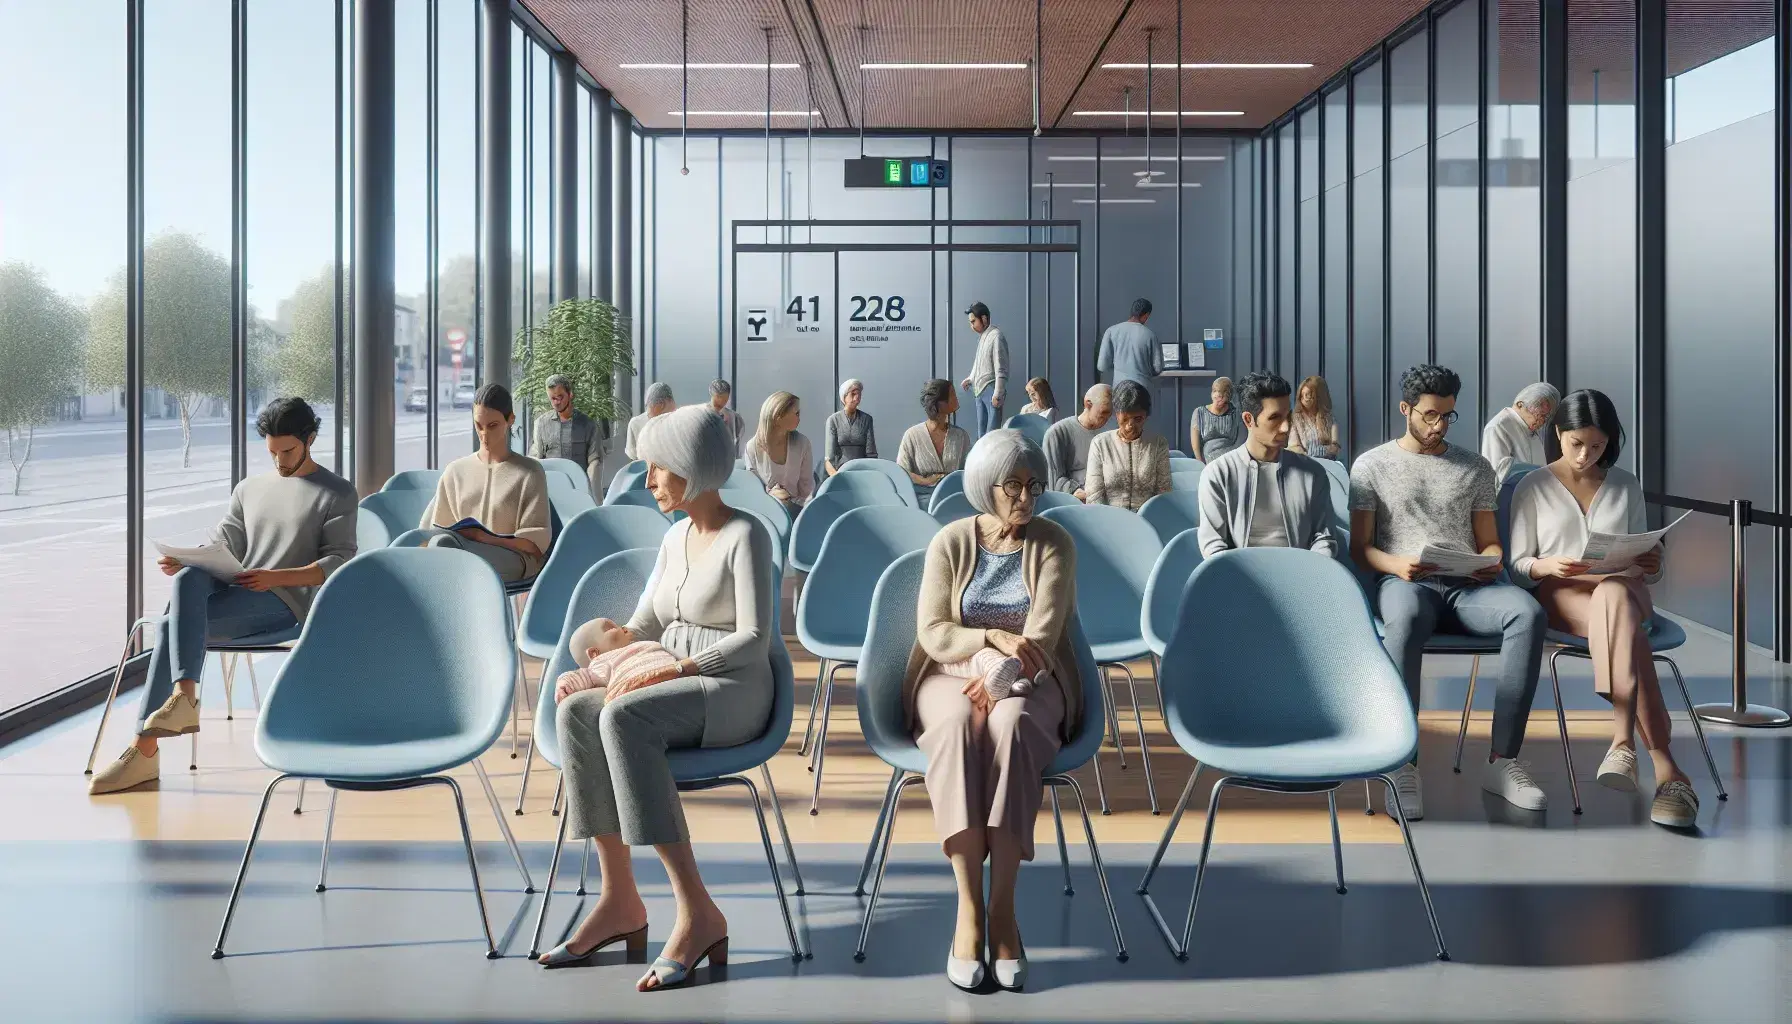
[
  {"x1": 859, "y1": 62, "x2": 1028, "y2": 69},
  {"x1": 1136, "y1": 181, "x2": 1203, "y2": 188},
  {"x1": 1102, "y1": 62, "x2": 1313, "y2": 70},
  {"x1": 1030, "y1": 182, "x2": 1101, "y2": 188},
  {"x1": 1047, "y1": 155, "x2": 1226, "y2": 162},
  {"x1": 624, "y1": 62, "x2": 800, "y2": 69},
  {"x1": 1070, "y1": 110, "x2": 1244, "y2": 117},
  {"x1": 669, "y1": 110, "x2": 822, "y2": 117},
  {"x1": 1072, "y1": 198, "x2": 1156, "y2": 204}
]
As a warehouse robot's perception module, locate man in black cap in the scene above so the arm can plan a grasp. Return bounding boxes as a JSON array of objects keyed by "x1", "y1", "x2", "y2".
[{"x1": 958, "y1": 301, "x2": 1009, "y2": 438}]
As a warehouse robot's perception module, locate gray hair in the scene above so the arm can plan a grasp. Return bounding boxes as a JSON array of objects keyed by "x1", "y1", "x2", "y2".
[
  {"x1": 645, "y1": 381, "x2": 674, "y2": 409},
  {"x1": 545, "y1": 374, "x2": 573, "y2": 393},
  {"x1": 919, "y1": 378, "x2": 954, "y2": 420},
  {"x1": 839, "y1": 378, "x2": 864, "y2": 402},
  {"x1": 962, "y1": 430, "x2": 1049, "y2": 517},
  {"x1": 637, "y1": 405, "x2": 734, "y2": 501},
  {"x1": 1112, "y1": 379, "x2": 1152, "y2": 415},
  {"x1": 707, "y1": 378, "x2": 732, "y2": 399},
  {"x1": 1515, "y1": 382, "x2": 1560, "y2": 413},
  {"x1": 1084, "y1": 383, "x2": 1112, "y2": 407}
]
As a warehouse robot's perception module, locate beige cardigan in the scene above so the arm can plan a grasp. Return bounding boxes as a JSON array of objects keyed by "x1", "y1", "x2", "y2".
[
  {"x1": 423, "y1": 452, "x2": 554, "y2": 577},
  {"x1": 902, "y1": 515, "x2": 1084, "y2": 742}
]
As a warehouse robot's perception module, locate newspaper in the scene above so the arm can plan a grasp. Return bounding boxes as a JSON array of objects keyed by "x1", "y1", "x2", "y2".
[
  {"x1": 153, "y1": 540, "x2": 245, "y2": 582},
  {"x1": 1415, "y1": 544, "x2": 1502, "y2": 578},
  {"x1": 1577, "y1": 512, "x2": 1690, "y2": 574}
]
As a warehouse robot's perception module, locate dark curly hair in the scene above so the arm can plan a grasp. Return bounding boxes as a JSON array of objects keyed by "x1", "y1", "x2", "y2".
[
  {"x1": 1399, "y1": 364, "x2": 1462, "y2": 407},
  {"x1": 1236, "y1": 371, "x2": 1292, "y2": 418},
  {"x1": 254, "y1": 397, "x2": 320, "y2": 441}
]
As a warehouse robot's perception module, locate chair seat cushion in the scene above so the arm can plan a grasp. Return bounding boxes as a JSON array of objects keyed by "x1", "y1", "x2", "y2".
[
  {"x1": 1172, "y1": 734, "x2": 1414, "y2": 784},
  {"x1": 1548, "y1": 616, "x2": 1684, "y2": 653},
  {"x1": 213, "y1": 625, "x2": 303, "y2": 649},
  {"x1": 256, "y1": 734, "x2": 489, "y2": 782},
  {"x1": 1372, "y1": 620, "x2": 1503, "y2": 653},
  {"x1": 1090, "y1": 639, "x2": 1152, "y2": 663}
]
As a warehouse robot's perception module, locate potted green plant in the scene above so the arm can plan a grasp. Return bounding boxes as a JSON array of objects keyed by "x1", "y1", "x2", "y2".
[{"x1": 515, "y1": 296, "x2": 634, "y2": 436}]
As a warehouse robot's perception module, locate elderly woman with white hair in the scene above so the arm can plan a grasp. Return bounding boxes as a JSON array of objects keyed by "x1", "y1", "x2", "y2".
[
  {"x1": 903, "y1": 429, "x2": 1083, "y2": 992},
  {"x1": 542, "y1": 404, "x2": 778, "y2": 990},
  {"x1": 823, "y1": 378, "x2": 878, "y2": 475},
  {"x1": 623, "y1": 381, "x2": 676, "y2": 461},
  {"x1": 1483, "y1": 382, "x2": 1561, "y2": 483},
  {"x1": 705, "y1": 378, "x2": 745, "y2": 451}
]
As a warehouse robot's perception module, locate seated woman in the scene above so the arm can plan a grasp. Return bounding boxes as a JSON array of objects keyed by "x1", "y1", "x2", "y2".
[
  {"x1": 1192, "y1": 375, "x2": 1242, "y2": 462},
  {"x1": 1018, "y1": 377, "x2": 1057, "y2": 420},
  {"x1": 409, "y1": 383, "x2": 551, "y2": 583},
  {"x1": 905, "y1": 431, "x2": 1084, "y2": 992},
  {"x1": 1289, "y1": 374, "x2": 1342, "y2": 460},
  {"x1": 1085, "y1": 379, "x2": 1171, "y2": 511},
  {"x1": 742, "y1": 390, "x2": 814, "y2": 512},
  {"x1": 897, "y1": 378, "x2": 972, "y2": 508},
  {"x1": 542, "y1": 404, "x2": 778, "y2": 989},
  {"x1": 1506, "y1": 388, "x2": 1694, "y2": 828},
  {"x1": 823, "y1": 378, "x2": 877, "y2": 476}
]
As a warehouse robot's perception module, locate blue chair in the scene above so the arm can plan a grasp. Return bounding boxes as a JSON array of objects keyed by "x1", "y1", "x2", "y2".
[
  {"x1": 357, "y1": 489, "x2": 434, "y2": 549},
  {"x1": 837, "y1": 457, "x2": 921, "y2": 509},
  {"x1": 602, "y1": 460, "x2": 649, "y2": 504},
  {"x1": 1003, "y1": 413, "x2": 1050, "y2": 448},
  {"x1": 850, "y1": 550, "x2": 1126, "y2": 962},
  {"x1": 1139, "y1": 490, "x2": 1203, "y2": 547},
  {"x1": 1321, "y1": 458, "x2": 1350, "y2": 534},
  {"x1": 524, "y1": 545, "x2": 809, "y2": 962},
  {"x1": 1135, "y1": 547, "x2": 1448, "y2": 963},
  {"x1": 816, "y1": 469, "x2": 902, "y2": 503},
  {"x1": 1141, "y1": 529, "x2": 1205, "y2": 658},
  {"x1": 721, "y1": 486, "x2": 793, "y2": 550},
  {"x1": 546, "y1": 480, "x2": 597, "y2": 522},
  {"x1": 210, "y1": 548, "x2": 537, "y2": 959},
  {"x1": 930, "y1": 491, "x2": 978, "y2": 526},
  {"x1": 795, "y1": 505, "x2": 941, "y2": 814},
  {"x1": 1041, "y1": 503, "x2": 1165, "y2": 812},
  {"x1": 927, "y1": 469, "x2": 966, "y2": 513},
  {"x1": 1031, "y1": 488, "x2": 1080, "y2": 511},
  {"x1": 540, "y1": 457, "x2": 591, "y2": 495},
  {"x1": 381, "y1": 468, "x2": 442, "y2": 492},
  {"x1": 604, "y1": 487, "x2": 673, "y2": 518},
  {"x1": 1169, "y1": 450, "x2": 1191, "y2": 461},
  {"x1": 721, "y1": 465, "x2": 765, "y2": 491},
  {"x1": 790, "y1": 490, "x2": 898, "y2": 573},
  {"x1": 1169, "y1": 466, "x2": 1204, "y2": 493},
  {"x1": 515, "y1": 506, "x2": 672, "y2": 663}
]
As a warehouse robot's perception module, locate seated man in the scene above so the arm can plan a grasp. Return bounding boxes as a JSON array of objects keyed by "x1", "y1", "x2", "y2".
[
  {"x1": 530, "y1": 373, "x2": 605, "y2": 493},
  {"x1": 1197, "y1": 371, "x2": 1335, "y2": 557},
  {"x1": 1041, "y1": 383, "x2": 1112, "y2": 500},
  {"x1": 90, "y1": 398, "x2": 358, "y2": 794},
  {"x1": 1481, "y1": 381, "x2": 1560, "y2": 484},
  {"x1": 1349, "y1": 364, "x2": 1548, "y2": 820}
]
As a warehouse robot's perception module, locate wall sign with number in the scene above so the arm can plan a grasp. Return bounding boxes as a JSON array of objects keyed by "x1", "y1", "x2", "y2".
[
  {"x1": 784, "y1": 295, "x2": 824, "y2": 335},
  {"x1": 843, "y1": 294, "x2": 917, "y2": 349}
]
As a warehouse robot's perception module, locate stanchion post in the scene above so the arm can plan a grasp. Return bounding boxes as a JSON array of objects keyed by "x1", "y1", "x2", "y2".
[{"x1": 1694, "y1": 498, "x2": 1791, "y2": 727}]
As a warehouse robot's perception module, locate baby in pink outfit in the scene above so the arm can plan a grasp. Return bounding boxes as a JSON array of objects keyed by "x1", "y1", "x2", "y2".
[
  {"x1": 554, "y1": 617, "x2": 680, "y2": 704},
  {"x1": 940, "y1": 647, "x2": 1042, "y2": 701}
]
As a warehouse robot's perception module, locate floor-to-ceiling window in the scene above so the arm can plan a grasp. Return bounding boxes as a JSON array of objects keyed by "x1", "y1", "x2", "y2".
[
  {"x1": 1485, "y1": 0, "x2": 1541, "y2": 410},
  {"x1": 1321, "y1": 85, "x2": 1350, "y2": 452},
  {"x1": 1387, "y1": 26, "x2": 1430, "y2": 399},
  {"x1": 437, "y1": 0, "x2": 478, "y2": 464},
  {"x1": 1434, "y1": 0, "x2": 1482, "y2": 431},
  {"x1": 1298, "y1": 103, "x2": 1320, "y2": 383},
  {"x1": 1352, "y1": 59, "x2": 1386, "y2": 450}
]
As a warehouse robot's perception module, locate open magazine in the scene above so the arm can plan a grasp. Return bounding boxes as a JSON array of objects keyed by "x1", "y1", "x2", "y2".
[
  {"x1": 1577, "y1": 511, "x2": 1691, "y2": 574},
  {"x1": 1414, "y1": 544, "x2": 1501, "y2": 578},
  {"x1": 152, "y1": 540, "x2": 245, "y2": 582}
]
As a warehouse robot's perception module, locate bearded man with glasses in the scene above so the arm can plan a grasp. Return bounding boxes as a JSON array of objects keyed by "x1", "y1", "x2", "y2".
[{"x1": 1347, "y1": 364, "x2": 1549, "y2": 820}]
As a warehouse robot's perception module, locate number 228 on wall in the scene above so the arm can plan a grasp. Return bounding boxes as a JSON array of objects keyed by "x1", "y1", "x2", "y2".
[
  {"x1": 848, "y1": 295, "x2": 906, "y2": 322},
  {"x1": 784, "y1": 296, "x2": 823, "y2": 334}
]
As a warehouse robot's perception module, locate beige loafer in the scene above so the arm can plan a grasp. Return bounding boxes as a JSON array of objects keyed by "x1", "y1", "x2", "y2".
[
  {"x1": 88, "y1": 746, "x2": 160, "y2": 795},
  {"x1": 142, "y1": 693, "x2": 200, "y2": 738}
]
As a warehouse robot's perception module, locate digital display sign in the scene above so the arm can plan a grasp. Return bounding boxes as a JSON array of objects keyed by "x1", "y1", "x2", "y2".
[{"x1": 844, "y1": 157, "x2": 950, "y2": 189}]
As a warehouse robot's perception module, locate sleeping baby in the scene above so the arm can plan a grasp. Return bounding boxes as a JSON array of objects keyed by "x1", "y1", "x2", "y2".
[{"x1": 553, "y1": 617, "x2": 679, "y2": 704}]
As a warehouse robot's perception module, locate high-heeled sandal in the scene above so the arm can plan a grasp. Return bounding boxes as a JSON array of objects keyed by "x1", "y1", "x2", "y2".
[
  {"x1": 537, "y1": 924, "x2": 649, "y2": 967},
  {"x1": 639, "y1": 936, "x2": 728, "y2": 990}
]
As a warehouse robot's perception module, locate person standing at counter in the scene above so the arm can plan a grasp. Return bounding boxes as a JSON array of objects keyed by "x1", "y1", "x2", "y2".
[{"x1": 1096, "y1": 298, "x2": 1163, "y2": 393}]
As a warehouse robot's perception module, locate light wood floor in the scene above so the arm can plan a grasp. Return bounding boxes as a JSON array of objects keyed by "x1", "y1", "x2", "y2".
[{"x1": 3, "y1": 637, "x2": 1624, "y2": 848}]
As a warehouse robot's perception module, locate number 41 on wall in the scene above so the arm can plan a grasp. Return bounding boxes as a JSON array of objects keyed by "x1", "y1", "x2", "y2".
[{"x1": 785, "y1": 296, "x2": 820, "y2": 321}]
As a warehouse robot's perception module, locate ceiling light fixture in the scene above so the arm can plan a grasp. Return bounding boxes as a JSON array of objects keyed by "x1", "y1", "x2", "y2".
[
  {"x1": 859, "y1": 62, "x2": 1028, "y2": 69},
  {"x1": 1133, "y1": 169, "x2": 1166, "y2": 176},
  {"x1": 1072, "y1": 198, "x2": 1155, "y2": 204},
  {"x1": 622, "y1": 62, "x2": 800, "y2": 69},
  {"x1": 669, "y1": 110, "x2": 823, "y2": 116},
  {"x1": 1031, "y1": 182, "x2": 1100, "y2": 188},
  {"x1": 1071, "y1": 110, "x2": 1243, "y2": 117},
  {"x1": 1136, "y1": 181, "x2": 1203, "y2": 188},
  {"x1": 1047, "y1": 154, "x2": 1225, "y2": 162},
  {"x1": 1102, "y1": 62, "x2": 1313, "y2": 69}
]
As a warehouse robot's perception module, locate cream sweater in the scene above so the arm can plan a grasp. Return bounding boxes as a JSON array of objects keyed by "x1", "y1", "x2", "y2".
[
  {"x1": 423, "y1": 452, "x2": 554, "y2": 576},
  {"x1": 1085, "y1": 431, "x2": 1172, "y2": 511}
]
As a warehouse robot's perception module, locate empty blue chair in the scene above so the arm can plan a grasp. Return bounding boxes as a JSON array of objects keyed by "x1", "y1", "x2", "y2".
[
  {"x1": 546, "y1": 480, "x2": 597, "y2": 522},
  {"x1": 930, "y1": 491, "x2": 977, "y2": 526},
  {"x1": 1042, "y1": 503, "x2": 1166, "y2": 812},
  {"x1": 381, "y1": 468, "x2": 442, "y2": 492},
  {"x1": 721, "y1": 485, "x2": 793, "y2": 550},
  {"x1": 1321, "y1": 458, "x2": 1350, "y2": 535},
  {"x1": 837, "y1": 457, "x2": 921, "y2": 509},
  {"x1": 211, "y1": 548, "x2": 537, "y2": 959},
  {"x1": 850, "y1": 550, "x2": 1126, "y2": 961},
  {"x1": 789, "y1": 490, "x2": 898, "y2": 573},
  {"x1": 816, "y1": 469, "x2": 902, "y2": 503},
  {"x1": 602, "y1": 460, "x2": 649, "y2": 504},
  {"x1": 721, "y1": 465, "x2": 765, "y2": 491},
  {"x1": 926, "y1": 469, "x2": 966, "y2": 513},
  {"x1": 1003, "y1": 413, "x2": 1050, "y2": 448},
  {"x1": 795, "y1": 505, "x2": 941, "y2": 814},
  {"x1": 1139, "y1": 490, "x2": 1203, "y2": 547},
  {"x1": 1141, "y1": 529, "x2": 1205, "y2": 658},
  {"x1": 604, "y1": 487, "x2": 673, "y2": 518},
  {"x1": 1169, "y1": 450, "x2": 1192, "y2": 461},
  {"x1": 1136, "y1": 547, "x2": 1448, "y2": 963},
  {"x1": 1031, "y1": 488, "x2": 1080, "y2": 512},
  {"x1": 356, "y1": 506, "x2": 393, "y2": 551},
  {"x1": 1169, "y1": 466, "x2": 1204, "y2": 493},
  {"x1": 540, "y1": 457, "x2": 591, "y2": 495},
  {"x1": 357, "y1": 489, "x2": 434, "y2": 549}
]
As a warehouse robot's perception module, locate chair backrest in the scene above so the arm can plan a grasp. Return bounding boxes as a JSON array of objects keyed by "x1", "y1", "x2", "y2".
[
  {"x1": 1495, "y1": 465, "x2": 1535, "y2": 582},
  {"x1": 1141, "y1": 528, "x2": 1205, "y2": 656},
  {"x1": 797, "y1": 506, "x2": 940, "y2": 654},
  {"x1": 540, "y1": 458, "x2": 590, "y2": 494},
  {"x1": 1169, "y1": 465, "x2": 1204, "y2": 492},
  {"x1": 517, "y1": 506, "x2": 672, "y2": 657},
  {"x1": 790, "y1": 490, "x2": 898, "y2": 573},
  {"x1": 1003, "y1": 414, "x2": 1050, "y2": 447},
  {"x1": 721, "y1": 465, "x2": 766, "y2": 491},
  {"x1": 1040, "y1": 503, "x2": 1163, "y2": 645},
  {"x1": 927, "y1": 469, "x2": 966, "y2": 513},
  {"x1": 720, "y1": 487, "x2": 792, "y2": 546},
  {"x1": 355, "y1": 505, "x2": 393, "y2": 551},
  {"x1": 603, "y1": 460, "x2": 649, "y2": 504},
  {"x1": 1031, "y1": 489, "x2": 1080, "y2": 512},
  {"x1": 930, "y1": 491, "x2": 978, "y2": 526},
  {"x1": 1158, "y1": 547, "x2": 1416, "y2": 772},
  {"x1": 603, "y1": 488, "x2": 673, "y2": 518},
  {"x1": 1139, "y1": 490, "x2": 1203, "y2": 546},
  {"x1": 547, "y1": 483, "x2": 598, "y2": 523},
  {"x1": 837, "y1": 458, "x2": 921, "y2": 509},
  {"x1": 358, "y1": 489, "x2": 434, "y2": 549},
  {"x1": 531, "y1": 548, "x2": 660, "y2": 768},
  {"x1": 381, "y1": 468, "x2": 442, "y2": 492},
  {"x1": 1169, "y1": 450, "x2": 1191, "y2": 460},
  {"x1": 1321, "y1": 457, "x2": 1351, "y2": 533},
  {"x1": 257, "y1": 548, "x2": 516, "y2": 771},
  {"x1": 816, "y1": 470, "x2": 903, "y2": 503}
]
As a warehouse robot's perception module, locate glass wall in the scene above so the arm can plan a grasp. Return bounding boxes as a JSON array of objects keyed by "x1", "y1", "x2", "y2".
[
  {"x1": 1433, "y1": 0, "x2": 1482, "y2": 432},
  {"x1": 1297, "y1": 104, "x2": 1320, "y2": 383},
  {"x1": 1387, "y1": 29, "x2": 1429, "y2": 399},
  {"x1": 1321, "y1": 86, "x2": 1350, "y2": 450},
  {"x1": 1351, "y1": 60, "x2": 1385, "y2": 451},
  {"x1": 1486, "y1": 0, "x2": 1541, "y2": 408}
]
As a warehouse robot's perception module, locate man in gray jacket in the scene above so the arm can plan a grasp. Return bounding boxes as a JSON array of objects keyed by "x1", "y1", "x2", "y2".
[{"x1": 1197, "y1": 370, "x2": 1336, "y2": 558}]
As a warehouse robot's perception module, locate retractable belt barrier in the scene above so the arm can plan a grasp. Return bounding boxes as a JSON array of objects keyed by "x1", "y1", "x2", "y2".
[{"x1": 1644, "y1": 492, "x2": 1791, "y2": 727}]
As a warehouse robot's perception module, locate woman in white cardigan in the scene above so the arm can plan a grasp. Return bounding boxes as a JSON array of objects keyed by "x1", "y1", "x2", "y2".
[{"x1": 1505, "y1": 389, "x2": 1695, "y2": 828}]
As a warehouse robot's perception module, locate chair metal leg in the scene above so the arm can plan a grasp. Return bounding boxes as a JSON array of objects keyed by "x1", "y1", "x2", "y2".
[
  {"x1": 211, "y1": 773, "x2": 293, "y2": 958},
  {"x1": 1050, "y1": 786, "x2": 1072, "y2": 895},
  {"x1": 508, "y1": 659, "x2": 525, "y2": 758},
  {"x1": 1115, "y1": 661, "x2": 1159, "y2": 813},
  {"x1": 1363, "y1": 779, "x2": 1375, "y2": 815},
  {"x1": 244, "y1": 652, "x2": 262, "y2": 710},
  {"x1": 717, "y1": 774, "x2": 806, "y2": 960},
  {"x1": 799, "y1": 658, "x2": 828, "y2": 759},
  {"x1": 315, "y1": 787, "x2": 339, "y2": 892},
  {"x1": 1451, "y1": 655, "x2": 1482, "y2": 773},
  {"x1": 220, "y1": 653, "x2": 236, "y2": 720},
  {"x1": 1148, "y1": 653, "x2": 1167, "y2": 724},
  {"x1": 854, "y1": 774, "x2": 922, "y2": 961},
  {"x1": 1100, "y1": 665, "x2": 1129, "y2": 769},
  {"x1": 1658, "y1": 655, "x2": 1728, "y2": 800},
  {"x1": 294, "y1": 779, "x2": 306, "y2": 814},
  {"x1": 86, "y1": 618, "x2": 154, "y2": 775},
  {"x1": 528, "y1": 808, "x2": 571, "y2": 959},
  {"x1": 1547, "y1": 649, "x2": 1584, "y2": 815},
  {"x1": 808, "y1": 662, "x2": 840, "y2": 815},
  {"x1": 577, "y1": 838, "x2": 591, "y2": 896},
  {"x1": 1137, "y1": 766, "x2": 1200, "y2": 894},
  {"x1": 551, "y1": 775, "x2": 564, "y2": 816},
  {"x1": 513, "y1": 736, "x2": 536, "y2": 816},
  {"x1": 1380, "y1": 774, "x2": 1449, "y2": 961},
  {"x1": 189, "y1": 726, "x2": 198, "y2": 771},
  {"x1": 761, "y1": 762, "x2": 805, "y2": 896},
  {"x1": 1167, "y1": 776, "x2": 1232, "y2": 960},
  {"x1": 1058, "y1": 774, "x2": 1127, "y2": 960},
  {"x1": 472, "y1": 760, "x2": 536, "y2": 892},
  {"x1": 854, "y1": 767, "x2": 902, "y2": 896},
  {"x1": 1090, "y1": 735, "x2": 1111, "y2": 815},
  {"x1": 1328, "y1": 791, "x2": 1346, "y2": 894},
  {"x1": 442, "y1": 775, "x2": 501, "y2": 959}
]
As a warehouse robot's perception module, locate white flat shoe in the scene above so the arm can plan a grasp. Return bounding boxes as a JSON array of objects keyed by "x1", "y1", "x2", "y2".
[
  {"x1": 992, "y1": 955, "x2": 1028, "y2": 991},
  {"x1": 946, "y1": 951, "x2": 985, "y2": 991},
  {"x1": 1596, "y1": 746, "x2": 1638, "y2": 793}
]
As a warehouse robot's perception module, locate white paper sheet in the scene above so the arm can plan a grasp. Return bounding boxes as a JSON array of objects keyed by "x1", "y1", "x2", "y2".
[
  {"x1": 153, "y1": 540, "x2": 245, "y2": 581},
  {"x1": 1577, "y1": 512, "x2": 1690, "y2": 574},
  {"x1": 1415, "y1": 544, "x2": 1502, "y2": 578}
]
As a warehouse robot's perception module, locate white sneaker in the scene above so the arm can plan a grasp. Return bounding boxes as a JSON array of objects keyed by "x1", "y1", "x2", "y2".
[
  {"x1": 1483, "y1": 757, "x2": 1548, "y2": 811},
  {"x1": 1386, "y1": 763, "x2": 1424, "y2": 820},
  {"x1": 1596, "y1": 745, "x2": 1638, "y2": 793},
  {"x1": 88, "y1": 746, "x2": 161, "y2": 795},
  {"x1": 1650, "y1": 780, "x2": 1699, "y2": 829}
]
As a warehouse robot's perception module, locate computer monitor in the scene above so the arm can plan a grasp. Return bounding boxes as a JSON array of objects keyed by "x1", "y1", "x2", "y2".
[{"x1": 1160, "y1": 343, "x2": 1183, "y2": 369}]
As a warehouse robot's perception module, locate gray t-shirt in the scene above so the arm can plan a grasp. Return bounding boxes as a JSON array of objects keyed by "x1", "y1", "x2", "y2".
[
  {"x1": 1097, "y1": 320, "x2": 1163, "y2": 390},
  {"x1": 1348, "y1": 440, "x2": 1496, "y2": 568},
  {"x1": 1042, "y1": 415, "x2": 1100, "y2": 493},
  {"x1": 212, "y1": 467, "x2": 360, "y2": 621}
]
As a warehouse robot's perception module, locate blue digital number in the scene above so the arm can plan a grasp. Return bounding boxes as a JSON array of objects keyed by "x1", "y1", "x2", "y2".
[{"x1": 909, "y1": 161, "x2": 929, "y2": 186}]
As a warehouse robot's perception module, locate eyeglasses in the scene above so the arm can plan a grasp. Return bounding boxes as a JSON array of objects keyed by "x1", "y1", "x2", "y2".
[
  {"x1": 999, "y1": 479, "x2": 1045, "y2": 499},
  {"x1": 1415, "y1": 409, "x2": 1459, "y2": 426}
]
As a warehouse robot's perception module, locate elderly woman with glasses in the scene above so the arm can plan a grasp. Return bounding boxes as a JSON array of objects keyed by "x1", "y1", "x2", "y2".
[
  {"x1": 542, "y1": 405, "x2": 778, "y2": 991},
  {"x1": 902, "y1": 430, "x2": 1084, "y2": 993}
]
